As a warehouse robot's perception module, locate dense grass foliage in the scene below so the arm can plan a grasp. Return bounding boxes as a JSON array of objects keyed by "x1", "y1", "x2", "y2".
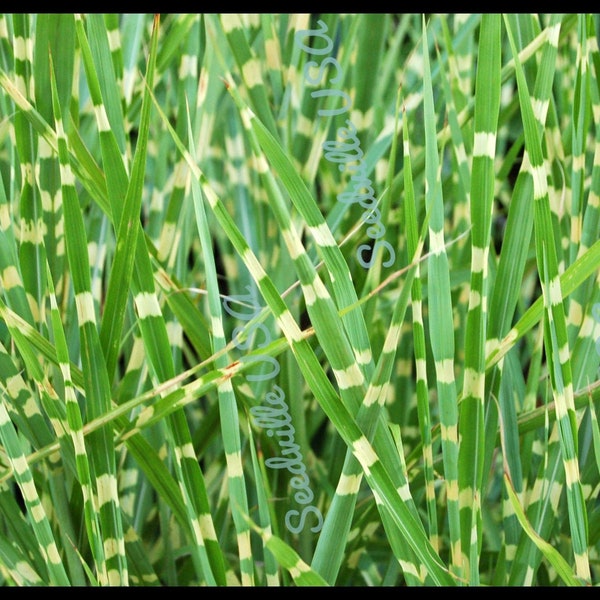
[{"x1": 0, "y1": 13, "x2": 599, "y2": 586}]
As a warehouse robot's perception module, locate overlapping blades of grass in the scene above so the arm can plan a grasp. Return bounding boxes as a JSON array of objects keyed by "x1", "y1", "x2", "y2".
[
  {"x1": 223, "y1": 72, "x2": 445, "y2": 583},
  {"x1": 155, "y1": 82, "x2": 455, "y2": 586},
  {"x1": 0, "y1": 13, "x2": 598, "y2": 587},
  {"x1": 50, "y1": 42, "x2": 127, "y2": 585},
  {"x1": 505, "y1": 15, "x2": 591, "y2": 584}
]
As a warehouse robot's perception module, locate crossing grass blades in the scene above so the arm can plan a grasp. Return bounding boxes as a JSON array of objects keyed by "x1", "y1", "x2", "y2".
[{"x1": 0, "y1": 13, "x2": 599, "y2": 587}]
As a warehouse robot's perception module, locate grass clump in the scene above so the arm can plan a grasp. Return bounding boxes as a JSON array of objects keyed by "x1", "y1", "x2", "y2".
[{"x1": 0, "y1": 13, "x2": 599, "y2": 586}]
